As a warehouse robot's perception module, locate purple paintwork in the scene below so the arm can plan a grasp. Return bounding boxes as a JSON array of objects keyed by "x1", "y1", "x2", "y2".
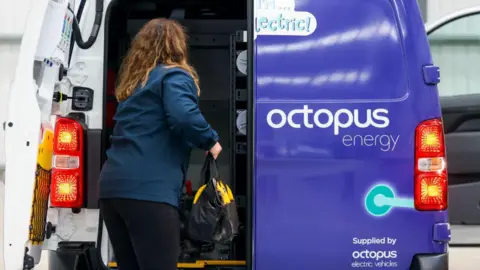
[{"x1": 252, "y1": 0, "x2": 448, "y2": 269}]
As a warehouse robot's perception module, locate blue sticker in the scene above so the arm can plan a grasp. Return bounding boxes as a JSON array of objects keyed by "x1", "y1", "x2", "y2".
[{"x1": 255, "y1": 0, "x2": 317, "y2": 38}]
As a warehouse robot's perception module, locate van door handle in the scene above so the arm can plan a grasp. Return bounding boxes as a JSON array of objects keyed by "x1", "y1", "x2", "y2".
[{"x1": 423, "y1": 65, "x2": 440, "y2": 85}]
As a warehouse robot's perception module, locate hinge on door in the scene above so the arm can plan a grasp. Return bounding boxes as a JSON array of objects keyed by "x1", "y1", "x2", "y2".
[
  {"x1": 23, "y1": 247, "x2": 35, "y2": 270},
  {"x1": 422, "y1": 65, "x2": 440, "y2": 85}
]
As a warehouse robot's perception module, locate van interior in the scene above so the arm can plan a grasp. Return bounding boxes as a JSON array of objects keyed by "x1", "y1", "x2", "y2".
[{"x1": 103, "y1": 0, "x2": 249, "y2": 267}]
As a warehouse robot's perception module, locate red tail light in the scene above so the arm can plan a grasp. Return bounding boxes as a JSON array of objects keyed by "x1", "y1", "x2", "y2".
[
  {"x1": 414, "y1": 118, "x2": 447, "y2": 211},
  {"x1": 50, "y1": 117, "x2": 84, "y2": 208}
]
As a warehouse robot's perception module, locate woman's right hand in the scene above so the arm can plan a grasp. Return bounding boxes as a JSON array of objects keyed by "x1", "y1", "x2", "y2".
[{"x1": 209, "y1": 142, "x2": 222, "y2": 159}]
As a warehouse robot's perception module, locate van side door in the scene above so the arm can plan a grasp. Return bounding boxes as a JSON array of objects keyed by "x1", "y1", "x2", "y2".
[{"x1": 3, "y1": 0, "x2": 73, "y2": 268}]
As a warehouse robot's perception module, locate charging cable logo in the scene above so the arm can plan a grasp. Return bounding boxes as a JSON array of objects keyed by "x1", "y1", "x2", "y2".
[
  {"x1": 266, "y1": 106, "x2": 390, "y2": 135},
  {"x1": 364, "y1": 184, "x2": 414, "y2": 217}
]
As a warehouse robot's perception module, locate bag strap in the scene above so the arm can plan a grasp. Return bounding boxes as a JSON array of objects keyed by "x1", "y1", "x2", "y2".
[{"x1": 203, "y1": 153, "x2": 220, "y2": 185}]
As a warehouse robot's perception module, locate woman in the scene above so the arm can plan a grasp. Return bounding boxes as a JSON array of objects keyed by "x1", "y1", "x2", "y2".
[{"x1": 99, "y1": 18, "x2": 222, "y2": 270}]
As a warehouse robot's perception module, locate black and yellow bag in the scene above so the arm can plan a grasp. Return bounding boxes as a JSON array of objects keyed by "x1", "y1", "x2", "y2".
[{"x1": 187, "y1": 154, "x2": 239, "y2": 244}]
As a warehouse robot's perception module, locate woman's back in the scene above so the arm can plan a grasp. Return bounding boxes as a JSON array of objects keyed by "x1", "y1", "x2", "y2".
[{"x1": 99, "y1": 66, "x2": 217, "y2": 207}]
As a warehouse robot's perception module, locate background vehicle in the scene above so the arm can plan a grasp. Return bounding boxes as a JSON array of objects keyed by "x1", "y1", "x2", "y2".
[
  {"x1": 426, "y1": 6, "x2": 480, "y2": 247},
  {"x1": 1, "y1": 0, "x2": 460, "y2": 269}
]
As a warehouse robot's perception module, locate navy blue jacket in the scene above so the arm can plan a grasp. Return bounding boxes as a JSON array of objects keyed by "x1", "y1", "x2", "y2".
[{"x1": 99, "y1": 66, "x2": 218, "y2": 207}]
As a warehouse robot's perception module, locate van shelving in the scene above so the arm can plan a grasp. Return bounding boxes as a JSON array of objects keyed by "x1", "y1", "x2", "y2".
[
  {"x1": 235, "y1": 89, "x2": 247, "y2": 102},
  {"x1": 230, "y1": 30, "x2": 248, "y2": 262},
  {"x1": 232, "y1": 31, "x2": 248, "y2": 157}
]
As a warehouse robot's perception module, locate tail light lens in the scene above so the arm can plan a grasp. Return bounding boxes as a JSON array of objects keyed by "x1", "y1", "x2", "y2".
[
  {"x1": 50, "y1": 117, "x2": 84, "y2": 208},
  {"x1": 414, "y1": 118, "x2": 448, "y2": 211}
]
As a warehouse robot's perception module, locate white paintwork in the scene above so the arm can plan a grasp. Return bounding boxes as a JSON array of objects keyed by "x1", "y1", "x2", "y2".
[
  {"x1": 0, "y1": 0, "x2": 35, "y2": 266},
  {"x1": 0, "y1": 0, "x2": 34, "y2": 173},
  {"x1": 1, "y1": 0, "x2": 90, "y2": 268},
  {"x1": 3, "y1": 0, "x2": 50, "y2": 268},
  {"x1": 41, "y1": 0, "x2": 112, "y2": 266},
  {"x1": 66, "y1": 0, "x2": 108, "y2": 129}
]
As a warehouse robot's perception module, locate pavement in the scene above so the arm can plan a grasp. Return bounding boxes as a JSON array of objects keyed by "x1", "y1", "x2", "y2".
[{"x1": 448, "y1": 247, "x2": 479, "y2": 269}]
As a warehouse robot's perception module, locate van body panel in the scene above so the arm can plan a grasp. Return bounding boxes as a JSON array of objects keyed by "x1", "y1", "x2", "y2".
[
  {"x1": 0, "y1": 0, "x2": 32, "y2": 266},
  {"x1": 253, "y1": 0, "x2": 446, "y2": 269},
  {"x1": 3, "y1": 0, "x2": 52, "y2": 268}
]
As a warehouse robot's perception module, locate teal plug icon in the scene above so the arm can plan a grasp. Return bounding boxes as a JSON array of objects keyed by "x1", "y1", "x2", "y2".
[{"x1": 364, "y1": 184, "x2": 414, "y2": 217}]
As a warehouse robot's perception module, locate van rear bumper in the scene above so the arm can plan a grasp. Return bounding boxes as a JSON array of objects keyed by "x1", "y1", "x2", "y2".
[{"x1": 410, "y1": 253, "x2": 448, "y2": 270}]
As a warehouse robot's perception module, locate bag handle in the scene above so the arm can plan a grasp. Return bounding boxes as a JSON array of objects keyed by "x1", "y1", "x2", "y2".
[
  {"x1": 202, "y1": 153, "x2": 220, "y2": 185},
  {"x1": 199, "y1": 154, "x2": 224, "y2": 206}
]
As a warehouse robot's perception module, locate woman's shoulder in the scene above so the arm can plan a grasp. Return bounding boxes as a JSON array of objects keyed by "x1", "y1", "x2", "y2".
[{"x1": 154, "y1": 65, "x2": 194, "y2": 83}]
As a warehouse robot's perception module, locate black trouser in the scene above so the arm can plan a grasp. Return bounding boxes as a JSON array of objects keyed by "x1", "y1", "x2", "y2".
[{"x1": 99, "y1": 198, "x2": 180, "y2": 270}]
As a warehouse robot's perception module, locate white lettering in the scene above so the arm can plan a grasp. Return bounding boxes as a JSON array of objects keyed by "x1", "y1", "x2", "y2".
[
  {"x1": 342, "y1": 135, "x2": 353, "y2": 146},
  {"x1": 334, "y1": 109, "x2": 354, "y2": 135},
  {"x1": 266, "y1": 109, "x2": 287, "y2": 128},
  {"x1": 343, "y1": 134, "x2": 400, "y2": 152},
  {"x1": 302, "y1": 105, "x2": 314, "y2": 128},
  {"x1": 372, "y1": 108, "x2": 390, "y2": 128},
  {"x1": 287, "y1": 109, "x2": 302, "y2": 128},
  {"x1": 354, "y1": 109, "x2": 373, "y2": 128},
  {"x1": 313, "y1": 109, "x2": 334, "y2": 128},
  {"x1": 352, "y1": 250, "x2": 397, "y2": 261},
  {"x1": 266, "y1": 106, "x2": 390, "y2": 135}
]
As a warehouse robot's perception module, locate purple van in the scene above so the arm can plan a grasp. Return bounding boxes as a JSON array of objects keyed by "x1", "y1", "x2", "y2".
[{"x1": 253, "y1": 0, "x2": 448, "y2": 269}]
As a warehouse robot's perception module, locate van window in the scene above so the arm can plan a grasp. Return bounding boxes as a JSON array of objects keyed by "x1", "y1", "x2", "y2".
[{"x1": 428, "y1": 13, "x2": 480, "y2": 97}]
